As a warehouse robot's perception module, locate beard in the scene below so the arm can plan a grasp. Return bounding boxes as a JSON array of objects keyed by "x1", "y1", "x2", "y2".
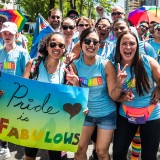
[{"x1": 50, "y1": 22, "x2": 60, "y2": 30}]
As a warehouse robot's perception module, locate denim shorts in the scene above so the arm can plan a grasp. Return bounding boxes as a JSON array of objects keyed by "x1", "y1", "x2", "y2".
[{"x1": 84, "y1": 111, "x2": 116, "y2": 130}]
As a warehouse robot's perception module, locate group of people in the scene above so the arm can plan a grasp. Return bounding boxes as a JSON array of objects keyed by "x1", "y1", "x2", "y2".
[{"x1": 0, "y1": 4, "x2": 160, "y2": 160}]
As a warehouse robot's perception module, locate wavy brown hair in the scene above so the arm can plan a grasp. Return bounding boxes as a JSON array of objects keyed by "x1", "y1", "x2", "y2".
[{"x1": 115, "y1": 31, "x2": 151, "y2": 96}]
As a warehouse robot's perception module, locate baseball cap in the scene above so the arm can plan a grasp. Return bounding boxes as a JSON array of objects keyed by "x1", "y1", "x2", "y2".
[
  {"x1": 1, "y1": 22, "x2": 18, "y2": 34},
  {"x1": 66, "y1": 9, "x2": 79, "y2": 18}
]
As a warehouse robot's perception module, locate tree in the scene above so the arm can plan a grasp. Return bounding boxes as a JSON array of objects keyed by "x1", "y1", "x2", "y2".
[
  {"x1": 49, "y1": 0, "x2": 55, "y2": 10},
  {"x1": 67, "y1": 0, "x2": 76, "y2": 9},
  {"x1": 1, "y1": 0, "x2": 118, "y2": 21}
]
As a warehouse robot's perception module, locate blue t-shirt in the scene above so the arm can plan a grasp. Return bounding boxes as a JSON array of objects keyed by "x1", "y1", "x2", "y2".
[
  {"x1": 37, "y1": 60, "x2": 66, "y2": 84},
  {"x1": 0, "y1": 38, "x2": 4, "y2": 50},
  {"x1": 117, "y1": 55, "x2": 160, "y2": 121},
  {"x1": 147, "y1": 38, "x2": 160, "y2": 63},
  {"x1": 0, "y1": 45, "x2": 30, "y2": 76},
  {"x1": 97, "y1": 41, "x2": 115, "y2": 59},
  {"x1": 74, "y1": 56, "x2": 116, "y2": 117}
]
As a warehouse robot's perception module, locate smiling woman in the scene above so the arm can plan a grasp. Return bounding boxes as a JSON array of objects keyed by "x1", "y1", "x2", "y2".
[
  {"x1": 61, "y1": 17, "x2": 76, "y2": 55},
  {"x1": 64, "y1": 27, "x2": 123, "y2": 160},
  {"x1": 113, "y1": 31, "x2": 160, "y2": 160},
  {"x1": 23, "y1": 32, "x2": 68, "y2": 160}
]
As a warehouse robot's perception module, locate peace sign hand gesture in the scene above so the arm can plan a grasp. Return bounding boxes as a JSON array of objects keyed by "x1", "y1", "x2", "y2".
[
  {"x1": 64, "y1": 65, "x2": 80, "y2": 86},
  {"x1": 116, "y1": 63, "x2": 128, "y2": 87}
]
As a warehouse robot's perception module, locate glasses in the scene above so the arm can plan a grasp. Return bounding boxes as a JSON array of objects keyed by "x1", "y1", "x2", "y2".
[
  {"x1": 139, "y1": 24, "x2": 149, "y2": 30},
  {"x1": 97, "y1": 24, "x2": 110, "y2": 31},
  {"x1": 83, "y1": 38, "x2": 99, "y2": 46},
  {"x1": 51, "y1": 15, "x2": 61, "y2": 19},
  {"x1": 111, "y1": 12, "x2": 123, "y2": 16},
  {"x1": 156, "y1": 28, "x2": 160, "y2": 31},
  {"x1": 49, "y1": 42, "x2": 65, "y2": 49},
  {"x1": 78, "y1": 24, "x2": 89, "y2": 27},
  {"x1": 69, "y1": 15, "x2": 78, "y2": 19},
  {"x1": 62, "y1": 25, "x2": 75, "y2": 30}
]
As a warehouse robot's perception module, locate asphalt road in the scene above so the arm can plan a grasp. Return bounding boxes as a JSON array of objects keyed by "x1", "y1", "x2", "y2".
[{"x1": 7, "y1": 142, "x2": 160, "y2": 160}]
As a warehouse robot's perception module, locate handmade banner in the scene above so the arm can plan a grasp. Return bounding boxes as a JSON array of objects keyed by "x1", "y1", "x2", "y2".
[{"x1": 0, "y1": 73, "x2": 89, "y2": 152}]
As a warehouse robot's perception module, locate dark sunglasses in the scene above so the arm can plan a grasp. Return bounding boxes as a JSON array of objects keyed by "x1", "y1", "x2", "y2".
[
  {"x1": 69, "y1": 15, "x2": 78, "y2": 19},
  {"x1": 51, "y1": 15, "x2": 60, "y2": 19},
  {"x1": 83, "y1": 38, "x2": 99, "y2": 46},
  {"x1": 62, "y1": 25, "x2": 75, "y2": 30},
  {"x1": 156, "y1": 28, "x2": 160, "y2": 31},
  {"x1": 97, "y1": 25, "x2": 110, "y2": 31},
  {"x1": 111, "y1": 12, "x2": 123, "y2": 16},
  {"x1": 78, "y1": 24, "x2": 89, "y2": 27},
  {"x1": 49, "y1": 42, "x2": 65, "y2": 49},
  {"x1": 139, "y1": 24, "x2": 149, "y2": 30}
]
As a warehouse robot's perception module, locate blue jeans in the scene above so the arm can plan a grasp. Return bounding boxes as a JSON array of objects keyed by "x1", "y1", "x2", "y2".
[{"x1": 84, "y1": 111, "x2": 116, "y2": 130}]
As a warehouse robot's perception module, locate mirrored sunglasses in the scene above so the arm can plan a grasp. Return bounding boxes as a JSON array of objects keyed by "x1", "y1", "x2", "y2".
[
  {"x1": 139, "y1": 24, "x2": 149, "y2": 30},
  {"x1": 69, "y1": 15, "x2": 78, "y2": 19}
]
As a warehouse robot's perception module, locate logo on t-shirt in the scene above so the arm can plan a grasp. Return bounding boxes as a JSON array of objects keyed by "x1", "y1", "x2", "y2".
[{"x1": 79, "y1": 76, "x2": 103, "y2": 87}]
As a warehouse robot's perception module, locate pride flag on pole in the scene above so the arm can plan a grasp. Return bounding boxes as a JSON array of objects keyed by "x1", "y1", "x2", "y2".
[{"x1": 30, "y1": 14, "x2": 54, "y2": 58}]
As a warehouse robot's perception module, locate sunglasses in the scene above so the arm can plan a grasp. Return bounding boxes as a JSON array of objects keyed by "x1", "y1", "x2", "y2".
[
  {"x1": 97, "y1": 25, "x2": 110, "y2": 31},
  {"x1": 69, "y1": 15, "x2": 78, "y2": 19},
  {"x1": 51, "y1": 15, "x2": 60, "y2": 19},
  {"x1": 49, "y1": 42, "x2": 65, "y2": 49},
  {"x1": 156, "y1": 28, "x2": 160, "y2": 31},
  {"x1": 78, "y1": 24, "x2": 89, "y2": 27},
  {"x1": 62, "y1": 25, "x2": 75, "y2": 30},
  {"x1": 139, "y1": 24, "x2": 149, "y2": 30},
  {"x1": 83, "y1": 38, "x2": 99, "y2": 46},
  {"x1": 111, "y1": 12, "x2": 123, "y2": 16}
]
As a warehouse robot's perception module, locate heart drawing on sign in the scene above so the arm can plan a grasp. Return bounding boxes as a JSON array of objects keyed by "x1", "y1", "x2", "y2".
[{"x1": 63, "y1": 103, "x2": 82, "y2": 119}]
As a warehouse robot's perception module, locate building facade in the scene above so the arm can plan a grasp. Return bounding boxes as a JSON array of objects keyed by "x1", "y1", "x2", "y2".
[{"x1": 125, "y1": 0, "x2": 158, "y2": 14}]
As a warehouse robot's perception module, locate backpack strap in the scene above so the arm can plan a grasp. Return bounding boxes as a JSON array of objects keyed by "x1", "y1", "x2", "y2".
[
  {"x1": 144, "y1": 41, "x2": 148, "y2": 55},
  {"x1": 29, "y1": 56, "x2": 44, "y2": 80}
]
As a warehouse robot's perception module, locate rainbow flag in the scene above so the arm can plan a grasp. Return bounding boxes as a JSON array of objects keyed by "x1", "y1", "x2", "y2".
[{"x1": 0, "y1": 9, "x2": 27, "y2": 32}]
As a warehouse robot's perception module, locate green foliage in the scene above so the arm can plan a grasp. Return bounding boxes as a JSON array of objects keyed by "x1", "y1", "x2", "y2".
[
  {"x1": 25, "y1": 34, "x2": 33, "y2": 53},
  {"x1": 20, "y1": 0, "x2": 50, "y2": 21},
  {"x1": 19, "y1": 0, "x2": 118, "y2": 21}
]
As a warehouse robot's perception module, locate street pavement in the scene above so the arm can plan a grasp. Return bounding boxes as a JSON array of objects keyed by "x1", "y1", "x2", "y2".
[{"x1": 7, "y1": 142, "x2": 160, "y2": 160}]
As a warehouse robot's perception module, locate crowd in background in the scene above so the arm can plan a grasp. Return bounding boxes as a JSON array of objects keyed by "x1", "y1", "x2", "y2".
[{"x1": 0, "y1": 4, "x2": 160, "y2": 160}]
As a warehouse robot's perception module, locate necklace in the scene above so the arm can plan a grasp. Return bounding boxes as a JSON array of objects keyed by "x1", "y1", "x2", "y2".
[{"x1": 44, "y1": 57, "x2": 61, "y2": 83}]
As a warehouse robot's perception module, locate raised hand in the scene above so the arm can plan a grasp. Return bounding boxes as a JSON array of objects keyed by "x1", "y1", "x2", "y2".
[
  {"x1": 116, "y1": 63, "x2": 128, "y2": 87},
  {"x1": 64, "y1": 52, "x2": 75, "y2": 65},
  {"x1": 64, "y1": 65, "x2": 79, "y2": 86}
]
